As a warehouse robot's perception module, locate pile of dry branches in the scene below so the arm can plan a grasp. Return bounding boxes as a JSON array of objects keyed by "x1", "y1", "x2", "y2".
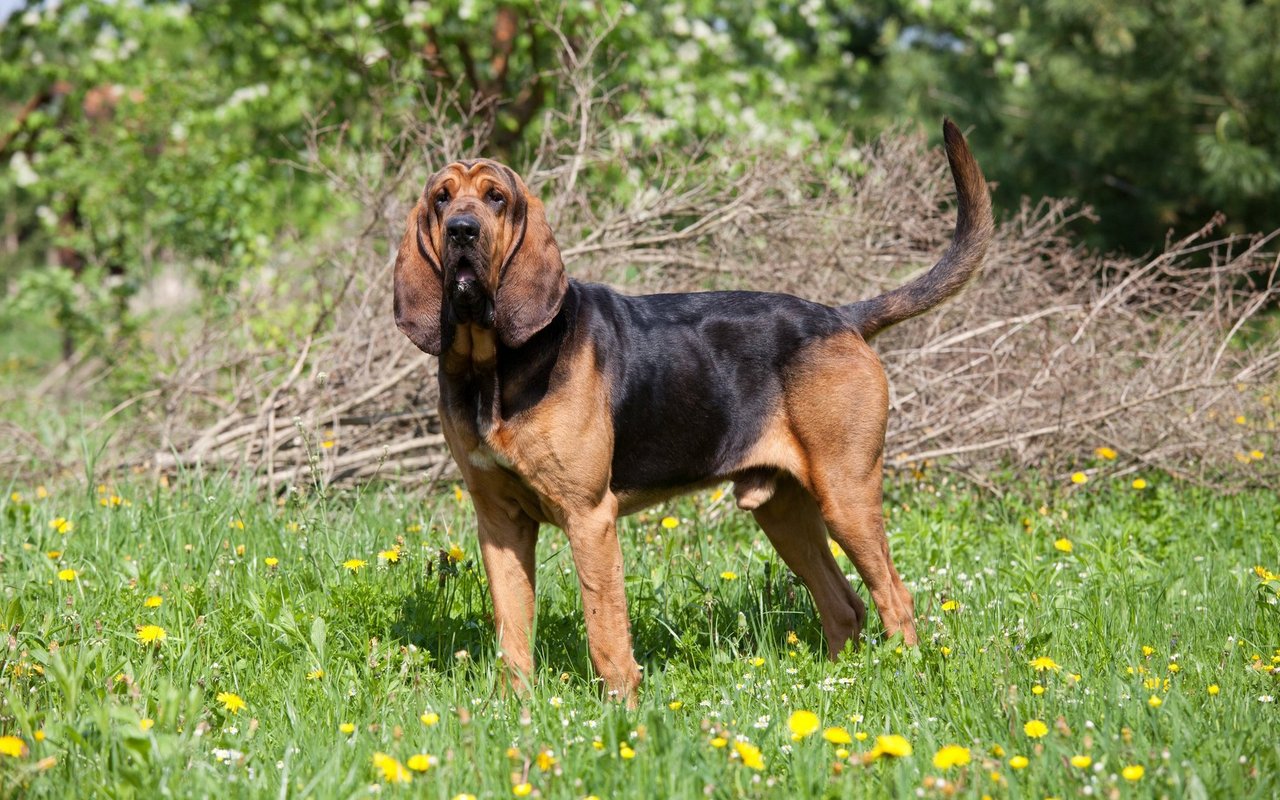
[{"x1": 121, "y1": 45, "x2": 1279, "y2": 493}]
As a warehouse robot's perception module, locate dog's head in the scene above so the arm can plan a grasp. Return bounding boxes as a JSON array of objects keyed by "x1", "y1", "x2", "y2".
[{"x1": 394, "y1": 159, "x2": 567, "y2": 355}]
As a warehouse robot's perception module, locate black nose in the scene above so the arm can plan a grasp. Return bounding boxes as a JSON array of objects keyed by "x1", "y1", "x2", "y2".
[{"x1": 446, "y1": 215, "x2": 480, "y2": 245}]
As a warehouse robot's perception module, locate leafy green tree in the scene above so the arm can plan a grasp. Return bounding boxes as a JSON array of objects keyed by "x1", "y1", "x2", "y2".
[
  {"x1": 850, "y1": 0, "x2": 1280, "y2": 250},
  {"x1": 4, "y1": 0, "x2": 1278, "y2": 366}
]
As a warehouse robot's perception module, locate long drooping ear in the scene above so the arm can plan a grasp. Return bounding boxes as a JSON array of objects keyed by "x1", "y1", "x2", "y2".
[
  {"x1": 495, "y1": 168, "x2": 568, "y2": 348},
  {"x1": 393, "y1": 199, "x2": 445, "y2": 355}
]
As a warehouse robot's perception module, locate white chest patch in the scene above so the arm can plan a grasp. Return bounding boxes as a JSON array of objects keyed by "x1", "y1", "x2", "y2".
[{"x1": 468, "y1": 444, "x2": 513, "y2": 471}]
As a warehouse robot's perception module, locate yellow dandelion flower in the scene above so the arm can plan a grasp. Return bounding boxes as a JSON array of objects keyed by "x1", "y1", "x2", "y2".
[
  {"x1": 536, "y1": 749, "x2": 557, "y2": 770},
  {"x1": 720, "y1": 571, "x2": 738, "y2": 581},
  {"x1": 512, "y1": 783, "x2": 532, "y2": 797},
  {"x1": 1122, "y1": 764, "x2": 1145, "y2": 782},
  {"x1": 216, "y1": 692, "x2": 245, "y2": 714},
  {"x1": 421, "y1": 712, "x2": 440, "y2": 726},
  {"x1": 660, "y1": 516, "x2": 679, "y2": 529},
  {"x1": 140, "y1": 719, "x2": 154, "y2": 731},
  {"x1": 941, "y1": 599, "x2": 959, "y2": 612},
  {"x1": 836, "y1": 747, "x2": 849, "y2": 759},
  {"x1": 36, "y1": 486, "x2": 48, "y2": 499},
  {"x1": 1147, "y1": 695, "x2": 1162, "y2": 708},
  {"x1": 339, "y1": 722, "x2": 355, "y2": 734},
  {"x1": 1032, "y1": 685, "x2": 1045, "y2": 695},
  {"x1": 823, "y1": 727, "x2": 852, "y2": 745},
  {"x1": 342, "y1": 559, "x2": 367, "y2": 572},
  {"x1": 932, "y1": 744, "x2": 971, "y2": 769},
  {"x1": 871, "y1": 734, "x2": 912, "y2": 758},
  {"x1": 372, "y1": 752, "x2": 412, "y2": 784},
  {"x1": 1029, "y1": 656, "x2": 1061, "y2": 671},
  {"x1": 137, "y1": 625, "x2": 167, "y2": 644},
  {"x1": 448, "y1": 544, "x2": 465, "y2": 562},
  {"x1": 264, "y1": 557, "x2": 279, "y2": 568},
  {"x1": 1250, "y1": 449, "x2": 1265, "y2": 460},
  {"x1": 940, "y1": 646, "x2": 952, "y2": 656},
  {"x1": 307, "y1": 669, "x2": 324, "y2": 680},
  {"x1": 829, "y1": 539, "x2": 843, "y2": 559},
  {"x1": 50, "y1": 517, "x2": 72, "y2": 534},
  {"x1": 1053, "y1": 538, "x2": 1073, "y2": 553},
  {"x1": 321, "y1": 439, "x2": 335, "y2": 449},
  {"x1": 1070, "y1": 472, "x2": 1088, "y2": 485},
  {"x1": 453, "y1": 795, "x2": 477, "y2": 800},
  {"x1": 1070, "y1": 754, "x2": 1092, "y2": 768},
  {"x1": 407, "y1": 753, "x2": 432, "y2": 772},
  {"x1": 229, "y1": 519, "x2": 245, "y2": 531},
  {"x1": 0, "y1": 736, "x2": 26, "y2": 758},
  {"x1": 453, "y1": 485, "x2": 465, "y2": 502},
  {"x1": 1141, "y1": 645, "x2": 1154, "y2": 656},
  {"x1": 669, "y1": 700, "x2": 683, "y2": 710},
  {"x1": 854, "y1": 731, "x2": 869, "y2": 742},
  {"x1": 379, "y1": 548, "x2": 401, "y2": 563},
  {"x1": 1168, "y1": 662, "x2": 1180, "y2": 673},
  {"x1": 1132, "y1": 478, "x2": 1148, "y2": 489},
  {"x1": 1095, "y1": 446, "x2": 1117, "y2": 460},
  {"x1": 144, "y1": 595, "x2": 163, "y2": 608},
  {"x1": 1009, "y1": 755, "x2": 1029, "y2": 770},
  {"x1": 1023, "y1": 719, "x2": 1048, "y2": 738},
  {"x1": 46, "y1": 551, "x2": 62, "y2": 559},
  {"x1": 710, "y1": 736, "x2": 727, "y2": 749},
  {"x1": 1208, "y1": 684, "x2": 1220, "y2": 696},
  {"x1": 8, "y1": 492, "x2": 20, "y2": 503},
  {"x1": 787, "y1": 710, "x2": 820, "y2": 739},
  {"x1": 1234, "y1": 415, "x2": 1247, "y2": 425},
  {"x1": 733, "y1": 740, "x2": 764, "y2": 770},
  {"x1": 619, "y1": 744, "x2": 636, "y2": 760},
  {"x1": 57, "y1": 568, "x2": 77, "y2": 582},
  {"x1": 989, "y1": 744, "x2": 1005, "y2": 758}
]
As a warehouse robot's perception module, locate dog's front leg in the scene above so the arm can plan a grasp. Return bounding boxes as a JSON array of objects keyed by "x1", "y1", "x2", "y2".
[
  {"x1": 563, "y1": 495, "x2": 642, "y2": 706},
  {"x1": 473, "y1": 497, "x2": 540, "y2": 694}
]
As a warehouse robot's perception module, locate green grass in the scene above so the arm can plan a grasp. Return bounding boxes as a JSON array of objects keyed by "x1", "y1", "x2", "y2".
[{"x1": 1, "y1": 471, "x2": 1278, "y2": 798}]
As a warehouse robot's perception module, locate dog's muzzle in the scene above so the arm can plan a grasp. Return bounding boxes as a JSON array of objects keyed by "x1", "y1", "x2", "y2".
[{"x1": 448, "y1": 265, "x2": 489, "y2": 325}]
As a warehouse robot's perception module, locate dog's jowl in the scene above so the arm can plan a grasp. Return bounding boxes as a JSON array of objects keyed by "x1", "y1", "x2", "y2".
[{"x1": 394, "y1": 121, "x2": 994, "y2": 704}]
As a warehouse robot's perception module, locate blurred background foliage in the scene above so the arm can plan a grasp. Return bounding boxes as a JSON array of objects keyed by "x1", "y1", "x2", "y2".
[{"x1": 2, "y1": 0, "x2": 1278, "y2": 376}]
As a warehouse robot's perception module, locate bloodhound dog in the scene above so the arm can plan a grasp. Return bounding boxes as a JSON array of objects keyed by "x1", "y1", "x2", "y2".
[{"x1": 394, "y1": 120, "x2": 993, "y2": 703}]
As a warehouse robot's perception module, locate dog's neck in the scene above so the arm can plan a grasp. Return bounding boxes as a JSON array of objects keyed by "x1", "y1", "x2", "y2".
[{"x1": 438, "y1": 282, "x2": 578, "y2": 440}]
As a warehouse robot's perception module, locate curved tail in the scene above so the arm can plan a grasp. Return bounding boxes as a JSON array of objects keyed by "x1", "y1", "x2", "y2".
[{"x1": 843, "y1": 119, "x2": 994, "y2": 340}]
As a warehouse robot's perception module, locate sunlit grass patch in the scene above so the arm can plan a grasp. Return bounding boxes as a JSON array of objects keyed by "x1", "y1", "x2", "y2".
[{"x1": 0, "y1": 474, "x2": 1277, "y2": 797}]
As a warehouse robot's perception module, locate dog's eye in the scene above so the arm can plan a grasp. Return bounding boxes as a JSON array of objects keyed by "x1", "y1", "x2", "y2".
[
  {"x1": 486, "y1": 189, "x2": 505, "y2": 207},
  {"x1": 434, "y1": 190, "x2": 450, "y2": 208}
]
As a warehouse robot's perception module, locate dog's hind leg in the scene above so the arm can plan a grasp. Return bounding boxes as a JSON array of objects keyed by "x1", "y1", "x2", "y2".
[
  {"x1": 814, "y1": 458, "x2": 918, "y2": 646},
  {"x1": 752, "y1": 475, "x2": 867, "y2": 658},
  {"x1": 784, "y1": 331, "x2": 918, "y2": 645}
]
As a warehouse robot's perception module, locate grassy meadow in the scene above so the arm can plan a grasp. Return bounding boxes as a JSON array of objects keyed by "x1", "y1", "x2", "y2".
[{"x1": 1, "y1": 469, "x2": 1278, "y2": 798}]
